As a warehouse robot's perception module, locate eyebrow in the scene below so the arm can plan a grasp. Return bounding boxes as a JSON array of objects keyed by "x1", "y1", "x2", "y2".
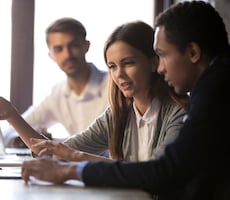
[{"x1": 107, "y1": 56, "x2": 137, "y2": 63}]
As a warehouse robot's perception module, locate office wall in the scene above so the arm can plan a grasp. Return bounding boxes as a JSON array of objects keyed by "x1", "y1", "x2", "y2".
[
  {"x1": 215, "y1": 0, "x2": 230, "y2": 44},
  {"x1": 10, "y1": 0, "x2": 34, "y2": 114}
]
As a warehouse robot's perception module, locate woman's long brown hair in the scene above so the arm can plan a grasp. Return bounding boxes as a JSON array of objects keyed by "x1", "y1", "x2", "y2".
[{"x1": 104, "y1": 21, "x2": 188, "y2": 160}]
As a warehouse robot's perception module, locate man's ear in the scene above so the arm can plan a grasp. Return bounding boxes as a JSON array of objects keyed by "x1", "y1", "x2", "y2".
[
  {"x1": 48, "y1": 51, "x2": 56, "y2": 61},
  {"x1": 188, "y1": 42, "x2": 201, "y2": 63},
  {"x1": 84, "y1": 40, "x2": 90, "y2": 53}
]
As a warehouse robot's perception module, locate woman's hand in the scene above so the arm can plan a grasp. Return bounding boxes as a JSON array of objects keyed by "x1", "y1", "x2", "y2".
[
  {"x1": 30, "y1": 138, "x2": 81, "y2": 161},
  {"x1": 31, "y1": 138, "x2": 112, "y2": 162}
]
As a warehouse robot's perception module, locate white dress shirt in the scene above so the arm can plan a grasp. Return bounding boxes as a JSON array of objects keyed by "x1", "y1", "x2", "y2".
[
  {"x1": 3, "y1": 63, "x2": 109, "y2": 144},
  {"x1": 133, "y1": 98, "x2": 160, "y2": 161}
]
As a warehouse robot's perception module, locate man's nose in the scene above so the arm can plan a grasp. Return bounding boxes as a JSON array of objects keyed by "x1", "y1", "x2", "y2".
[
  {"x1": 157, "y1": 60, "x2": 165, "y2": 75},
  {"x1": 63, "y1": 46, "x2": 72, "y2": 58}
]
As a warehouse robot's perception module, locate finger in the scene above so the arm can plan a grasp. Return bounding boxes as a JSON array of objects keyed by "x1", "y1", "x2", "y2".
[
  {"x1": 53, "y1": 154, "x2": 64, "y2": 160},
  {"x1": 21, "y1": 162, "x2": 32, "y2": 185},
  {"x1": 31, "y1": 142, "x2": 45, "y2": 149},
  {"x1": 21, "y1": 169, "x2": 30, "y2": 185},
  {"x1": 22, "y1": 160, "x2": 44, "y2": 180},
  {"x1": 37, "y1": 147, "x2": 50, "y2": 157},
  {"x1": 30, "y1": 138, "x2": 47, "y2": 143},
  {"x1": 31, "y1": 138, "x2": 50, "y2": 148},
  {"x1": 30, "y1": 140, "x2": 55, "y2": 157}
]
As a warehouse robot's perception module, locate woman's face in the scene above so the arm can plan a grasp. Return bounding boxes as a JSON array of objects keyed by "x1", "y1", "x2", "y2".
[{"x1": 106, "y1": 41, "x2": 154, "y2": 100}]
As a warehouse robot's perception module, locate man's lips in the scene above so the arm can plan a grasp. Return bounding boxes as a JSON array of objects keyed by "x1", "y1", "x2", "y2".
[{"x1": 163, "y1": 77, "x2": 172, "y2": 86}]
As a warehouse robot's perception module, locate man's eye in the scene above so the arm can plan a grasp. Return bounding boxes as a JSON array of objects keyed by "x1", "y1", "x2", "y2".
[
  {"x1": 53, "y1": 47, "x2": 62, "y2": 53},
  {"x1": 156, "y1": 51, "x2": 165, "y2": 57}
]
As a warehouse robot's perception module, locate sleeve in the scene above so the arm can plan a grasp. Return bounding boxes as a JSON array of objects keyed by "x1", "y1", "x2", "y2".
[
  {"x1": 76, "y1": 161, "x2": 89, "y2": 180},
  {"x1": 2, "y1": 125, "x2": 18, "y2": 147},
  {"x1": 24, "y1": 95, "x2": 57, "y2": 130},
  {"x1": 24, "y1": 81, "x2": 68, "y2": 131},
  {"x1": 63, "y1": 108, "x2": 111, "y2": 155},
  {"x1": 152, "y1": 105, "x2": 187, "y2": 159},
  {"x1": 2, "y1": 104, "x2": 53, "y2": 146}
]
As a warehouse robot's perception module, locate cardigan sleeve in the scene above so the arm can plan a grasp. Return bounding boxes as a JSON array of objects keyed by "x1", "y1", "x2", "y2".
[
  {"x1": 63, "y1": 108, "x2": 111, "y2": 155},
  {"x1": 81, "y1": 57, "x2": 230, "y2": 196}
]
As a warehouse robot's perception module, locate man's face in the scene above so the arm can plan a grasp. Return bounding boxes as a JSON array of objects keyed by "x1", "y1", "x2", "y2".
[
  {"x1": 47, "y1": 32, "x2": 89, "y2": 77},
  {"x1": 154, "y1": 26, "x2": 197, "y2": 94}
]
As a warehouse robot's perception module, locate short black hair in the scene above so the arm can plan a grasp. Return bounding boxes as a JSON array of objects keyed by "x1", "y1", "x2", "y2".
[{"x1": 155, "y1": 1, "x2": 230, "y2": 57}]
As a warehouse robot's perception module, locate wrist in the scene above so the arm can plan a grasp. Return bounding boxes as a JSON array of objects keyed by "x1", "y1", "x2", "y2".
[
  {"x1": 64, "y1": 163, "x2": 80, "y2": 180},
  {"x1": 7, "y1": 111, "x2": 21, "y2": 124},
  {"x1": 71, "y1": 150, "x2": 85, "y2": 162}
]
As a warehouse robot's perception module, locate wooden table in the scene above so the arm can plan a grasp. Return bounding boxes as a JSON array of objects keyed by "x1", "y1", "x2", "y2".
[{"x1": 0, "y1": 178, "x2": 153, "y2": 200}]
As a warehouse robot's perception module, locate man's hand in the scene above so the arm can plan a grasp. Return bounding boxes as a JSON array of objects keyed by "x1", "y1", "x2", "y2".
[
  {"x1": 0, "y1": 97, "x2": 18, "y2": 120},
  {"x1": 9, "y1": 136, "x2": 28, "y2": 148},
  {"x1": 21, "y1": 157, "x2": 80, "y2": 185}
]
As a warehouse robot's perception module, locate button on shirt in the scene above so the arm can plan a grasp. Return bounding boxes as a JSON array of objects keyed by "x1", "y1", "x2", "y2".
[
  {"x1": 60, "y1": 64, "x2": 108, "y2": 134},
  {"x1": 133, "y1": 98, "x2": 160, "y2": 161}
]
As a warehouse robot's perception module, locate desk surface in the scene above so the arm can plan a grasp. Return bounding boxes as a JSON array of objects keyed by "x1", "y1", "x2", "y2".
[{"x1": 0, "y1": 179, "x2": 152, "y2": 200}]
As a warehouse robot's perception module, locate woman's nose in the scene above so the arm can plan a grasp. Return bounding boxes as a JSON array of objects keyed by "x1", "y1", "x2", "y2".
[{"x1": 115, "y1": 66, "x2": 125, "y2": 78}]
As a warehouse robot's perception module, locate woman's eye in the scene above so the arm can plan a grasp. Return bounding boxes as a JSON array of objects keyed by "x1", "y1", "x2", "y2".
[
  {"x1": 123, "y1": 60, "x2": 136, "y2": 67},
  {"x1": 125, "y1": 61, "x2": 134, "y2": 65},
  {"x1": 107, "y1": 64, "x2": 115, "y2": 70}
]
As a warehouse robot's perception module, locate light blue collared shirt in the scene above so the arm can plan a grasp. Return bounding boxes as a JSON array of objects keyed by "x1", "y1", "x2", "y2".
[{"x1": 76, "y1": 161, "x2": 89, "y2": 180}]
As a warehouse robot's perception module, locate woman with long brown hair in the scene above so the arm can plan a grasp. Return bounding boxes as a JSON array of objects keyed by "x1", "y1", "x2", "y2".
[{"x1": 0, "y1": 20, "x2": 188, "y2": 162}]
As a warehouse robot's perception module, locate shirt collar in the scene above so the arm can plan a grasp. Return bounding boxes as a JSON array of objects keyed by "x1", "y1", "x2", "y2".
[
  {"x1": 63, "y1": 63, "x2": 108, "y2": 99},
  {"x1": 133, "y1": 98, "x2": 161, "y2": 127}
]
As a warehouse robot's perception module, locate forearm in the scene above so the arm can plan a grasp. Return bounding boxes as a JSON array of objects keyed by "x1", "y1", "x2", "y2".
[
  {"x1": 71, "y1": 151, "x2": 112, "y2": 162},
  {"x1": 0, "y1": 97, "x2": 47, "y2": 153},
  {"x1": 7, "y1": 114, "x2": 45, "y2": 153}
]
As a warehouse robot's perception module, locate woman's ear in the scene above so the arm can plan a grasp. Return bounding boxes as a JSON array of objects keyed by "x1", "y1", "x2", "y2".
[{"x1": 188, "y1": 42, "x2": 201, "y2": 63}]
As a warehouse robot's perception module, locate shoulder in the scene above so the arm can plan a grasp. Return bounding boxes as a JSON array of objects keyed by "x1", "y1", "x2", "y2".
[
  {"x1": 48, "y1": 79, "x2": 68, "y2": 97},
  {"x1": 89, "y1": 63, "x2": 108, "y2": 80},
  {"x1": 160, "y1": 103, "x2": 186, "y2": 115},
  {"x1": 192, "y1": 53, "x2": 230, "y2": 106},
  {"x1": 88, "y1": 63, "x2": 108, "y2": 91},
  {"x1": 96, "y1": 107, "x2": 112, "y2": 121},
  {"x1": 50, "y1": 79, "x2": 67, "y2": 90},
  {"x1": 159, "y1": 103, "x2": 187, "y2": 124}
]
